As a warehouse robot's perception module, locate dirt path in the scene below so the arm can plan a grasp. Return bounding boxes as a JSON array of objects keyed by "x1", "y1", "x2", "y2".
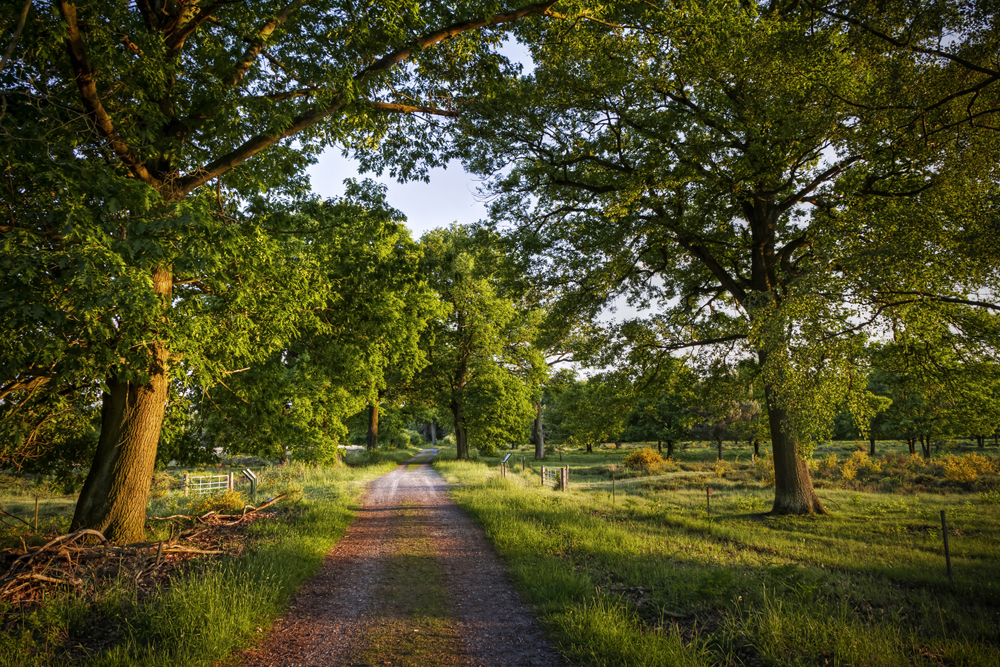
[{"x1": 234, "y1": 449, "x2": 566, "y2": 667}]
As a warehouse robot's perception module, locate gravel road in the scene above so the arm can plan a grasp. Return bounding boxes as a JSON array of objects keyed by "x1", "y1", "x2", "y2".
[{"x1": 235, "y1": 449, "x2": 566, "y2": 667}]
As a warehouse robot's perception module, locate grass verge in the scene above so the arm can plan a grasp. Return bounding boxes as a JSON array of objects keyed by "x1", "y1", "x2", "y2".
[{"x1": 0, "y1": 458, "x2": 406, "y2": 667}]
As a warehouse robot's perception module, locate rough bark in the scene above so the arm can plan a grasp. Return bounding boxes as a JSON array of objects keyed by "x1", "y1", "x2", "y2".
[
  {"x1": 666, "y1": 440, "x2": 675, "y2": 459},
  {"x1": 764, "y1": 385, "x2": 827, "y2": 515},
  {"x1": 366, "y1": 403, "x2": 379, "y2": 451},
  {"x1": 920, "y1": 434, "x2": 932, "y2": 460},
  {"x1": 72, "y1": 268, "x2": 172, "y2": 543},
  {"x1": 430, "y1": 420, "x2": 437, "y2": 446},
  {"x1": 533, "y1": 403, "x2": 545, "y2": 460}
]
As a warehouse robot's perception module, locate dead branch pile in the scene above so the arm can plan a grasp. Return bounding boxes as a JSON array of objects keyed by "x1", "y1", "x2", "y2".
[{"x1": 0, "y1": 494, "x2": 285, "y2": 605}]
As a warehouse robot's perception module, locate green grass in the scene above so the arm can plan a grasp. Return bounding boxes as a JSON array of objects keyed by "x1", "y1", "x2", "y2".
[
  {"x1": 0, "y1": 456, "x2": 412, "y2": 667},
  {"x1": 435, "y1": 444, "x2": 1000, "y2": 666}
]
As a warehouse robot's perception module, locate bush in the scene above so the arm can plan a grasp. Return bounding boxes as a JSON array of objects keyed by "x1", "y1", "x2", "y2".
[
  {"x1": 623, "y1": 447, "x2": 664, "y2": 471},
  {"x1": 942, "y1": 453, "x2": 997, "y2": 484},
  {"x1": 841, "y1": 451, "x2": 881, "y2": 481},
  {"x1": 187, "y1": 489, "x2": 248, "y2": 515}
]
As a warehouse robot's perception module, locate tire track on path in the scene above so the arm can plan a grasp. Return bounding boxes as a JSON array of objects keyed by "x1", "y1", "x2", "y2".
[{"x1": 234, "y1": 449, "x2": 565, "y2": 667}]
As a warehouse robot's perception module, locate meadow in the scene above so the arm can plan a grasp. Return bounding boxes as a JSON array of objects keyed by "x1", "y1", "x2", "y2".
[{"x1": 436, "y1": 440, "x2": 1000, "y2": 666}]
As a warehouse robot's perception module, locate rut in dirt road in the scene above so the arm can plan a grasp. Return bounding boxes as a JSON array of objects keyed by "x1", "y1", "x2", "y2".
[{"x1": 235, "y1": 449, "x2": 566, "y2": 667}]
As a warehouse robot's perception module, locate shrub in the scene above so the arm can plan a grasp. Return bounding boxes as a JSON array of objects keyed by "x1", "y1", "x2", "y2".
[
  {"x1": 753, "y1": 452, "x2": 775, "y2": 486},
  {"x1": 980, "y1": 488, "x2": 1000, "y2": 504},
  {"x1": 187, "y1": 489, "x2": 247, "y2": 515},
  {"x1": 841, "y1": 451, "x2": 880, "y2": 481},
  {"x1": 623, "y1": 447, "x2": 664, "y2": 471},
  {"x1": 818, "y1": 453, "x2": 839, "y2": 477},
  {"x1": 942, "y1": 453, "x2": 997, "y2": 484}
]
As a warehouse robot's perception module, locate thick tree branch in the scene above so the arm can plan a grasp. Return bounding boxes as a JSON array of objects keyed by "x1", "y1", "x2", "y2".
[
  {"x1": 0, "y1": 0, "x2": 31, "y2": 73},
  {"x1": 355, "y1": 0, "x2": 560, "y2": 80},
  {"x1": 226, "y1": 0, "x2": 310, "y2": 87},
  {"x1": 176, "y1": 0, "x2": 561, "y2": 196},
  {"x1": 881, "y1": 291, "x2": 1000, "y2": 312},
  {"x1": 56, "y1": 0, "x2": 160, "y2": 187},
  {"x1": 807, "y1": 2, "x2": 998, "y2": 77},
  {"x1": 166, "y1": 2, "x2": 227, "y2": 59},
  {"x1": 366, "y1": 101, "x2": 458, "y2": 117}
]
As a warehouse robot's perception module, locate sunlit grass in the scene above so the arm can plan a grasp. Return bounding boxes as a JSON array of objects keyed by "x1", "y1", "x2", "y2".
[
  {"x1": 0, "y1": 459, "x2": 401, "y2": 667},
  {"x1": 435, "y1": 449, "x2": 1000, "y2": 666}
]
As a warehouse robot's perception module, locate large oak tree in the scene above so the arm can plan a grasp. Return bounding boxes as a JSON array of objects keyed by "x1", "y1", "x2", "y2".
[
  {"x1": 0, "y1": 0, "x2": 560, "y2": 542},
  {"x1": 447, "y1": 0, "x2": 1000, "y2": 513}
]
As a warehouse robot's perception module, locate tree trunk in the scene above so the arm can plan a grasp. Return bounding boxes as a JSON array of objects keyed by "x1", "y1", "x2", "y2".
[
  {"x1": 717, "y1": 439, "x2": 723, "y2": 461},
  {"x1": 753, "y1": 439, "x2": 760, "y2": 458},
  {"x1": 764, "y1": 385, "x2": 827, "y2": 515},
  {"x1": 451, "y1": 401, "x2": 469, "y2": 459},
  {"x1": 921, "y1": 434, "x2": 931, "y2": 460},
  {"x1": 978, "y1": 435, "x2": 985, "y2": 449},
  {"x1": 586, "y1": 442, "x2": 593, "y2": 453},
  {"x1": 907, "y1": 438, "x2": 916, "y2": 455},
  {"x1": 533, "y1": 403, "x2": 545, "y2": 460},
  {"x1": 72, "y1": 270, "x2": 172, "y2": 544},
  {"x1": 869, "y1": 437, "x2": 876, "y2": 456},
  {"x1": 430, "y1": 420, "x2": 437, "y2": 446},
  {"x1": 657, "y1": 440, "x2": 662, "y2": 453},
  {"x1": 666, "y1": 440, "x2": 674, "y2": 459},
  {"x1": 366, "y1": 403, "x2": 379, "y2": 451}
]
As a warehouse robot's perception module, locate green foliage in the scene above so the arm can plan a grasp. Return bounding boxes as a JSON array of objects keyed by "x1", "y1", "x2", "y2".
[
  {"x1": 183, "y1": 186, "x2": 442, "y2": 463},
  {"x1": 437, "y1": 0, "x2": 1000, "y2": 510},
  {"x1": 414, "y1": 225, "x2": 543, "y2": 457}
]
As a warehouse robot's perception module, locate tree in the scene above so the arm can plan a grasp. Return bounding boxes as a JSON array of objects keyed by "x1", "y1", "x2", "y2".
[
  {"x1": 197, "y1": 189, "x2": 440, "y2": 462},
  {"x1": 448, "y1": 1, "x2": 1000, "y2": 514},
  {"x1": 0, "y1": 0, "x2": 561, "y2": 542},
  {"x1": 551, "y1": 373, "x2": 633, "y2": 453},
  {"x1": 622, "y1": 361, "x2": 697, "y2": 458},
  {"x1": 415, "y1": 225, "x2": 542, "y2": 459}
]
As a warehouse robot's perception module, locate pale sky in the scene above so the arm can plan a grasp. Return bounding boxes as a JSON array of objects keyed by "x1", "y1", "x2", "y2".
[
  {"x1": 306, "y1": 38, "x2": 532, "y2": 239},
  {"x1": 306, "y1": 154, "x2": 489, "y2": 239}
]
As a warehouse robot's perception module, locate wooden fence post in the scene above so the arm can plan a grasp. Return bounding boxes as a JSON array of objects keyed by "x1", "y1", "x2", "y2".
[
  {"x1": 183, "y1": 473, "x2": 188, "y2": 497},
  {"x1": 562, "y1": 466, "x2": 568, "y2": 491},
  {"x1": 228, "y1": 472, "x2": 234, "y2": 491},
  {"x1": 541, "y1": 465, "x2": 545, "y2": 485},
  {"x1": 941, "y1": 510, "x2": 953, "y2": 585}
]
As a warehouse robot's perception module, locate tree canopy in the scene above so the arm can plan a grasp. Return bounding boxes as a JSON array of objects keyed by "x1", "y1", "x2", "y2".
[{"x1": 443, "y1": 0, "x2": 1000, "y2": 513}]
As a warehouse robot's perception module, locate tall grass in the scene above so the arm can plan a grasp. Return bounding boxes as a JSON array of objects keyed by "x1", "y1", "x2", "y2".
[
  {"x1": 0, "y1": 459, "x2": 402, "y2": 667},
  {"x1": 435, "y1": 451, "x2": 1000, "y2": 666}
]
